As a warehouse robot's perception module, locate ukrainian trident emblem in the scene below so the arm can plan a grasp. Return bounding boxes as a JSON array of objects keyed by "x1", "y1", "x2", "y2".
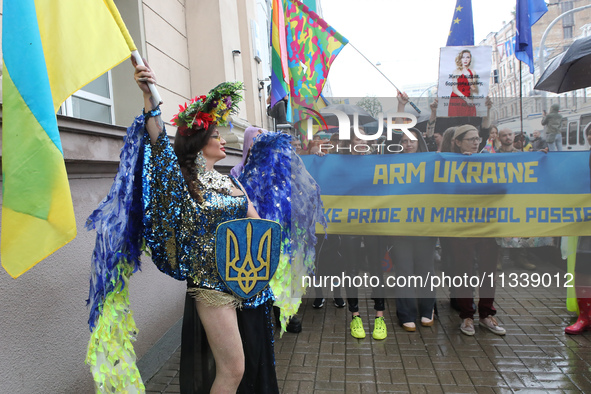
[{"x1": 215, "y1": 219, "x2": 281, "y2": 299}]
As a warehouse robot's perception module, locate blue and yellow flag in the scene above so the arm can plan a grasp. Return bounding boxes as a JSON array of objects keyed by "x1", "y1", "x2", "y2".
[
  {"x1": 2, "y1": 0, "x2": 134, "y2": 278},
  {"x1": 447, "y1": 0, "x2": 474, "y2": 46}
]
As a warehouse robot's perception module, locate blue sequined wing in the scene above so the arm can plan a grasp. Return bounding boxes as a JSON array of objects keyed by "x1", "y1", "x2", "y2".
[
  {"x1": 85, "y1": 115, "x2": 145, "y2": 331},
  {"x1": 239, "y1": 132, "x2": 327, "y2": 331},
  {"x1": 142, "y1": 131, "x2": 201, "y2": 281}
]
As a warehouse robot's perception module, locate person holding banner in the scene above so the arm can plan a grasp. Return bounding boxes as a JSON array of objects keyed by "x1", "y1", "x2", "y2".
[
  {"x1": 390, "y1": 128, "x2": 437, "y2": 331},
  {"x1": 337, "y1": 127, "x2": 388, "y2": 340},
  {"x1": 447, "y1": 125, "x2": 506, "y2": 336},
  {"x1": 449, "y1": 49, "x2": 479, "y2": 117},
  {"x1": 134, "y1": 62, "x2": 279, "y2": 393},
  {"x1": 440, "y1": 127, "x2": 457, "y2": 153},
  {"x1": 495, "y1": 128, "x2": 557, "y2": 271}
]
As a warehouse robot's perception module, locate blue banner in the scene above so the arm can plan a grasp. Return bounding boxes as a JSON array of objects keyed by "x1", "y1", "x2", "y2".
[{"x1": 302, "y1": 152, "x2": 591, "y2": 237}]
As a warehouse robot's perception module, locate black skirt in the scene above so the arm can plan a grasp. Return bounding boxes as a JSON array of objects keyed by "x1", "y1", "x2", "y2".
[{"x1": 179, "y1": 293, "x2": 279, "y2": 394}]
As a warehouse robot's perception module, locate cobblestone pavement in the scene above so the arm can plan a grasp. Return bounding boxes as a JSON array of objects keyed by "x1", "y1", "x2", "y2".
[{"x1": 146, "y1": 259, "x2": 591, "y2": 393}]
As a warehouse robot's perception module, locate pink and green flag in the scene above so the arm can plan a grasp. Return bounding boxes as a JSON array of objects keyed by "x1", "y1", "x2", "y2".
[
  {"x1": 279, "y1": 0, "x2": 348, "y2": 122},
  {"x1": 285, "y1": 0, "x2": 348, "y2": 121},
  {"x1": 2, "y1": 0, "x2": 134, "y2": 278}
]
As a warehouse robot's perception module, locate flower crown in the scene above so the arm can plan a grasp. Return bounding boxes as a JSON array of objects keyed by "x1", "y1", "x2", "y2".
[{"x1": 171, "y1": 81, "x2": 244, "y2": 136}]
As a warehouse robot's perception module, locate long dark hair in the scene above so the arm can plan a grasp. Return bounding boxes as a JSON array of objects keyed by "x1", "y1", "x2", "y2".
[
  {"x1": 440, "y1": 127, "x2": 457, "y2": 153},
  {"x1": 402, "y1": 128, "x2": 427, "y2": 153},
  {"x1": 174, "y1": 123, "x2": 216, "y2": 203}
]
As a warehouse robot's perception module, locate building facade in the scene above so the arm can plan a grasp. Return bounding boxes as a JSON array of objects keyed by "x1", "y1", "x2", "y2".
[{"x1": 481, "y1": 0, "x2": 591, "y2": 146}]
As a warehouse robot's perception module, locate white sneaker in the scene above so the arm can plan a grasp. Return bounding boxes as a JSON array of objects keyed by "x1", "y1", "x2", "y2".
[
  {"x1": 460, "y1": 318, "x2": 475, "y2": 336},
  {"x1": 479, "y1": 316, "x2": 506, "y2": 335}
]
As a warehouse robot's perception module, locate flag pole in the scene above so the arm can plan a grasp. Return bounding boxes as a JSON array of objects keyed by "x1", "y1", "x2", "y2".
[
  {"x1": 348, "y1": 43, "x2": 421, "y2": 114},
  {"x1": 104, "y1": 0, "x2": 163, "y2": 104},
  {"x1": 519, "y1": 61, "x2": 523, "y2": 134},
  {"x1": 131, "y1": 51, "x2": 163, "y2": 105}
]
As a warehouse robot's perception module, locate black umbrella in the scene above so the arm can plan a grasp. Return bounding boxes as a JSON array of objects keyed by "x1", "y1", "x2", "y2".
[{"x1": 534, "y1": 35, "x2": 591, "y2": 93}]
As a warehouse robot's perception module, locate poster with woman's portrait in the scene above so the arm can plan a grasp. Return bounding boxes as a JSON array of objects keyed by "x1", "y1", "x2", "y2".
[{"x1": 437, "y1": 46, "x2": 492, "y2": 118}]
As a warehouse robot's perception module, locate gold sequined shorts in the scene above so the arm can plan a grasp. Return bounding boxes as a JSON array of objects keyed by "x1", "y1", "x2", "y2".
[{"x1": 187, "y1": 287, "x2": 242, "y2": 309}]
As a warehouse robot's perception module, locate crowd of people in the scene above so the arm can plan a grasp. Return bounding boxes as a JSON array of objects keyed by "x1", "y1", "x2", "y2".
[
  {"x1": 303, "y1": 92, "x2": 590, "y2": 341},
  {"x1": 132, "y1": 51, "x2": 590, "y2": 391}
]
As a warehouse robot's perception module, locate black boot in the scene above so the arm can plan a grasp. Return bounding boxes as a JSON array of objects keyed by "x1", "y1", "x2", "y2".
[
  {"x1": 273, "y1": 305, "x2": 302, "y2": 333},
  {"x1": 286, "y1": 316, "x2": 302, "y2": 333}
]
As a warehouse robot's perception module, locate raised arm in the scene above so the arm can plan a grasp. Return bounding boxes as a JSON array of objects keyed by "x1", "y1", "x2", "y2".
[
  {"x1": 132, "y1": 57, "x2": 163, "y2": 144},
  {"x1": 481, "y1": 96, "x2": 492, "y2": 130},
  {"x1": 541, "y1": 110, "x2": 549, "y2": 125},
  {"x1": 426, "y1": 99, "x2": 438, "y2": 138},
  {"x1": 394, "y1": 90, "x2": 409, "y2": 125}
]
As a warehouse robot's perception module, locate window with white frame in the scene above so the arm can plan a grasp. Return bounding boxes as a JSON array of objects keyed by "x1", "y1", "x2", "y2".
[{"x1": 57, "y1": 71, "x2": 115, "y2": 124}]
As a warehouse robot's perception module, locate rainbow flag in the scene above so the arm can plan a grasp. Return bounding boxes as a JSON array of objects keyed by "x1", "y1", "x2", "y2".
[
  {"x1": 272, "y1": 0, "x2": 347, "y2": 125},
  {"x1": 2, "y1": 0, "x2": 134, "y2": 278},
  {"x1": 284, "y1": 0, "x2": 348, "y2": 122},
  {"x1": 481, "y1": 137, "x2": 496, "y2": 153},
  {"x1": 270, "y1": 0, "x2": 291, "y2": 114}
]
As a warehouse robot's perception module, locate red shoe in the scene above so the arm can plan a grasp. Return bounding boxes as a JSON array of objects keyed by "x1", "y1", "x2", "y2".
[
  {"x1": 565, "y1": 318, "x2": 591, "y2": 335},
  {"x1": 565, "y1": 298, "x2": 591, "y2": 335}
]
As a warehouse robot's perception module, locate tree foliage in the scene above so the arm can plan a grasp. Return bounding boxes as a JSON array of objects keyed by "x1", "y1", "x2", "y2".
[{"x1": 357, "y1": 96, "x2": 383, "y2": 119}]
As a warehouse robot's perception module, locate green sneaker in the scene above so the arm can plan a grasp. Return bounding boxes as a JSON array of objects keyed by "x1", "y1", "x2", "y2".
[
  {"x1": 373, "y1": 317, "x2": 387, "y2": 340},
  {"x1": 350, "y1": 316, "x2": 366, "y2": 339}
]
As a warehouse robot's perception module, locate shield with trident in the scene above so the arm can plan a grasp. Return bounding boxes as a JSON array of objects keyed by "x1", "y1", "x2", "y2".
[{"x1": 215, "y1": 218, "x2": 281, "y2": 299}]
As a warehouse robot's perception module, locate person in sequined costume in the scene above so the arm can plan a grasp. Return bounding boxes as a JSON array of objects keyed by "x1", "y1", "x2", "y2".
[
  {"x1": 134, "y1": 59, "x2": 278, "y2": 393},
  {"x1": 444, "y1": 125, "x2": 505, "y2": 337}
]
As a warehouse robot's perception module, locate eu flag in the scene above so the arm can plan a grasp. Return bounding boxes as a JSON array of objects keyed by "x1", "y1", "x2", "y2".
[
  {"x1": 447, "y1": 0, "x2": 474, "y2": 46},
  {"x1": 515, "y1": 0, "x2": 548, "y2": 74}
]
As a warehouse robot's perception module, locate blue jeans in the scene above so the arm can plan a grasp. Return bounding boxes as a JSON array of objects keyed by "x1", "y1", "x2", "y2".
[{"x1": 547, "y1": 133, "x2": 562, "y2": 151}]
